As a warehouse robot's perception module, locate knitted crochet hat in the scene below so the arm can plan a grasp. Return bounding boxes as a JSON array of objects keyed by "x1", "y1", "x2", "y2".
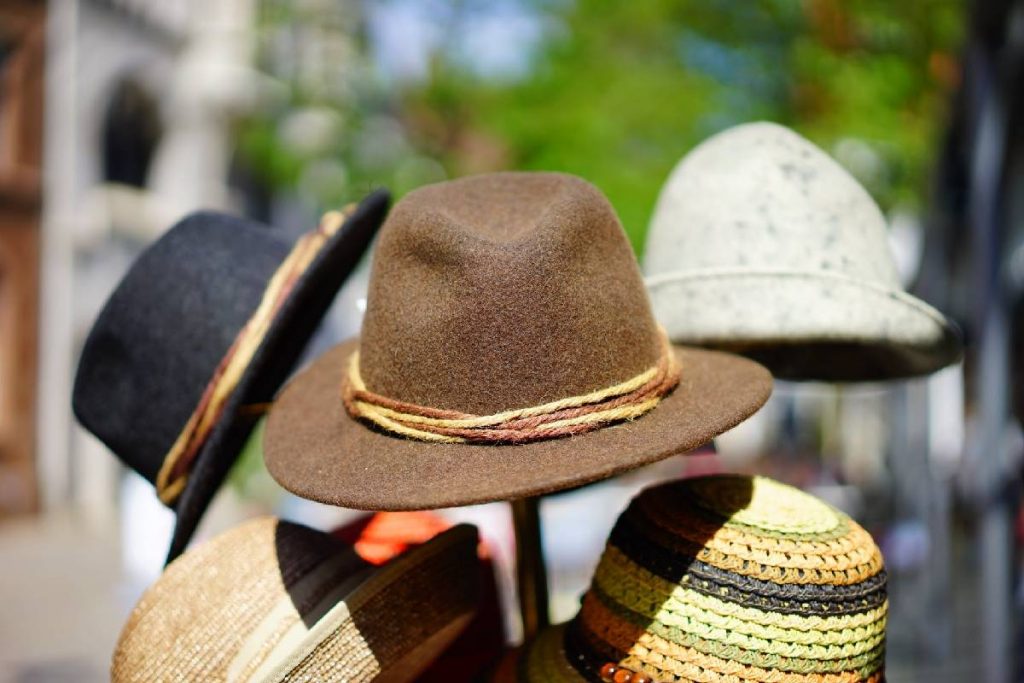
[
  {"x1": 72, "y1": 192, "x2": 389, "y2": 562},
  {"x1": 263, "y1": 172, "x2": 772, "y2": 510},
  {"x1": 112, "y1": 517, "x2": 480, "y2": 683},
  {"x1": 643, "y1": 122, "x2": 961, "y2": 381},
  {"x1": 494, "y1": 475, "x2": 887, "y2": 682}
]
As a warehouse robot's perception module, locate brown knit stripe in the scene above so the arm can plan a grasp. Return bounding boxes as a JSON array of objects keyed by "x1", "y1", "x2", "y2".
[
  {"x1": 624, "y1": 515, "x2": 884, "y2": 587},
  {"x1": 611, "y1": 513, "x2": 884, "y2": 590},
  {"x1": 595, "y1": 544, "x2": 887, "y2": 623},
  {"x1": 637, "y1": 490, "x2": 854, "y2": 545}
]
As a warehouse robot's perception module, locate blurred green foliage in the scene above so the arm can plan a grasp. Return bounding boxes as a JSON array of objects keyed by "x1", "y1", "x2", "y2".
[{"x1": 241, "y1": 0, "x2": 965, "y2": 253}]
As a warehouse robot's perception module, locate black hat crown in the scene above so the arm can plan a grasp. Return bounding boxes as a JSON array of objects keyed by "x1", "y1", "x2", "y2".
[
  {"x1": 72, "y1": 191, "x2": 389, "y2": 561},
  {"x1": 74, "y1": 212, "x2": 290, "y2": 483}
]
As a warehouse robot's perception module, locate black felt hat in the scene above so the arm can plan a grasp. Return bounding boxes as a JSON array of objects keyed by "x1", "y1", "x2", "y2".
[{"x1": 72, "y1": 190, "x2": 390, "y2": 562}]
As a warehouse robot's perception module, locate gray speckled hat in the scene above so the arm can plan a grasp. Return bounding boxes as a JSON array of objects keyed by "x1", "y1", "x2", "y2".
[{"x1": 643, "y1": 121, "x2": 961, "y2": 381}]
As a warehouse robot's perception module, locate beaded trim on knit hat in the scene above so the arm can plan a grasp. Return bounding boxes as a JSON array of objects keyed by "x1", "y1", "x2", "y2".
[{"x1": 518, "y1": 475, "x2": 887, "y2": 683}]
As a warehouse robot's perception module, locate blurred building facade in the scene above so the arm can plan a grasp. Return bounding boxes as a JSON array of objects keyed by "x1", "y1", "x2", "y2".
[
  {"x1": 35, "y1": 0, "x2": 256, "y2": 519},
  {"x1": 0, "y1": 0, "x2": 45, "y2": 516}
]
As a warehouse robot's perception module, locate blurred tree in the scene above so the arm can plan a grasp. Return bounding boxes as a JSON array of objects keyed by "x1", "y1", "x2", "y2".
[{"x1": 240, "y1": 0, "x2": 965, "y2": 252}]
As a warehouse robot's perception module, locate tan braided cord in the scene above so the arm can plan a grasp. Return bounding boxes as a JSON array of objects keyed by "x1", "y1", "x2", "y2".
[
  {"x1": 155, "y1": 208, "x2": 352, "y2": 504},
  {"x1": 343, "y1": 329, "x2": 680, "y2": 444}
]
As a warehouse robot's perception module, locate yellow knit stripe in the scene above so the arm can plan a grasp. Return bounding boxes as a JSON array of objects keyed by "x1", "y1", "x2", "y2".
[
  {"x1": 524, "y1": 625, "x2": 884, "y2": 683},
  {"x1": 621, "y1": 634, "x2": 883, "y2": 683},
  {"x1": 594, "y1": 555, "x2": 888, "y2": 643},
  {"x1": 693, "y1": 530, "x2": 882, "y2": 584},
  {"x1": 632, "y1": 511, "x2": 884, "y2": 584},
  {"x1": 581, "y1": 593, "x2": 885, "y2": 664},
  {"x1": 638, "y1": 491, "x2": 847, "y2": 548},
  {"x1": 581, "y1": 595, "x2": 884, "y2": 676},
  {"x1": 674, "y1": 477, "x2": 843, "y2": 535},
  {"x1": 646, "y1": 518, "x2": 874, "y2": 563},
  {"x1": 599, "y1": 547, "x2": 883, "y2": 630},
  {"x1": 639, "y1": 492, "x2": 884, "y2": 571},
  {"x1": 155, "y1": 208, "x2": 350, "y2": 504}
]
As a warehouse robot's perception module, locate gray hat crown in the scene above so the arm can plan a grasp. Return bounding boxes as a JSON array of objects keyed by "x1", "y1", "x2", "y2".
[
  {"x1": 641, "y1": 122, "x2": 961, "y2": 381},
  {"x1": 644, "y1": 121, "x2": 901, "y2": 289}
]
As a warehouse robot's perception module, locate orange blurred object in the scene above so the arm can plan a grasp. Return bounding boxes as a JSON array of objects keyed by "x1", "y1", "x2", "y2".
[{"x1": 333, "y1": 510, "x2": 454, "y2": 565}]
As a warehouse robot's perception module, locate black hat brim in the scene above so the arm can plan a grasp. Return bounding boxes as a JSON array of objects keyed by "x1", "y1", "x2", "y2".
[{"x1": 166, "y1": 190, "x2": 390, "y2": 563}]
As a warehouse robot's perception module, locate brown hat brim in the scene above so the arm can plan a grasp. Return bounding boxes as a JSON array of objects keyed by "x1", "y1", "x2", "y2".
[{"x1": 264, "y1": 340, "x2": 772, "y2": 509}]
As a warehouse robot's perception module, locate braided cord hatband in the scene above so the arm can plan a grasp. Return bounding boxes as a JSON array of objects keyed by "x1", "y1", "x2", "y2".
[
  {"x1": 154, "y1": 208, "x2": 352, "y2": 504},
  {"x1": 342, "y1": 331, "x2": 680, "y2": 444}
]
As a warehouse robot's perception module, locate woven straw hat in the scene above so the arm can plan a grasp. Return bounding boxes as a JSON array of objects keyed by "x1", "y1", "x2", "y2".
[
  {"x1": 643, "y1": 122, "x2": 961, "y2": 381},
  {"x1": 112, "y1": 517, "x2": 480, "y2": 683},
  {"x1": 495, "y1": 475, "x2": 887, "y2": 682},
  {"x1": 264, "y1": 172, "x2": 772, "y2": 510},
  {"x1": 73, "y1": 192, "x2": 389, "y2": 562},
  {"x1": 331, "y1": 511, "x2": 509, "y2": 679}
]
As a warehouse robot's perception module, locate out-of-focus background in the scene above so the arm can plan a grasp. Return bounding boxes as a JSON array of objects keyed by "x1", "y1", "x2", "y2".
[{"x1": 1, "y1": 0, "x2": 1022, "y2": 681}]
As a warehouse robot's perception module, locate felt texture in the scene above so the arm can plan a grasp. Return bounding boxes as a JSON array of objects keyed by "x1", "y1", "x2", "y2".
[
  {"x1": 643, "y1": 121, "x2": 961, "y2": 381},
  {"x1": 360, "y1": 172, "x2": 660, "y2": 414},
  {"x1": 72, "y1": 190, "x2": 390, "y2": 562},
  {"x1": 266, "y1": 341, "x2": 769, "y2": 509},
  {"x1": 264, "y1": 172, "x2": 772, "y2": 508}
]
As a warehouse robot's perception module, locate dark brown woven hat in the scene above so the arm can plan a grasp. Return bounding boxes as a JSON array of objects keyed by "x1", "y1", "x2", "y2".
[{"x1": 264, "y1": 173, "x2": 772, "y2": 509}]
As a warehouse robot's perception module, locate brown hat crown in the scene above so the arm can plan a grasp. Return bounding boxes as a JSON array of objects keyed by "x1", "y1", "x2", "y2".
[{"x1": 359, "y1": 172, "x2": 661, "y2": 415}]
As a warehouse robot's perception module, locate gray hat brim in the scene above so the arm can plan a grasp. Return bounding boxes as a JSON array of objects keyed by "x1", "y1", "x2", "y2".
[{"x1": 646, "y1": 268, "x2": 962, "y2": 382}]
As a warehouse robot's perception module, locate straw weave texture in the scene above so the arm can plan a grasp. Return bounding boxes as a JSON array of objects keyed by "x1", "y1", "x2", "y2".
[
  {"x1": 276, "y1": 524, "x2": 480, "y2": 682},
  {"x1": 112, "y1": 517, "x2": 478, "y2": 682},
  {"x1": 113, "y1": 517, "x2": 362, "y2": 681}
]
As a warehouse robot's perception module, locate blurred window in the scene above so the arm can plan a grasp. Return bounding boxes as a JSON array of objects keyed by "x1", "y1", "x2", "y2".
[
  {"x1": 0, "y1": 35, "x2": 15, "y2": 169},
  {"x1": 0, "y1": 5, "x2": 44, "y2": 174},
  {"x1": 101, "y1": 79, "x2": 162, "y2": 188}
]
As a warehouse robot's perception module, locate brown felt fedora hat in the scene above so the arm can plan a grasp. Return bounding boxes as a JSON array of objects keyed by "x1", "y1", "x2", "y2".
[
  {"x1": 264, "y1": 172, "x2": 772, "y2": 509},
  {"x1": 112, "y1": 517, "x2": 481, "y2": 682}
]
